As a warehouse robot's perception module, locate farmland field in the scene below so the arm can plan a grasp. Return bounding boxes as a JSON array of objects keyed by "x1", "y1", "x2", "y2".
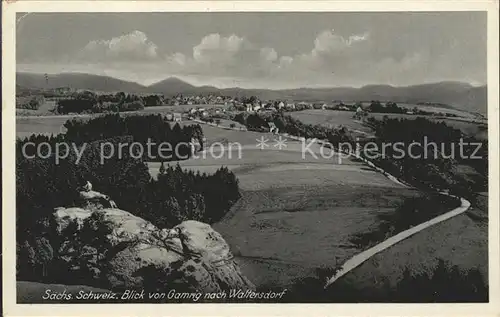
[
  {"x1": 16, "y1": 112, "x2": 482, "y2": 290},
  {"x1": 289, "y1": 109, "x2": 487, "y2": 140},
  {"x1": 367, "y1": 112, "x2": 488, "y2": 140},
  {"x1": 15, "y1": 104, "x2": 228, "y2": 138},
  {"x1": 334, "y1": 211, "x2": 488, "y2": 297},
  {"x1": 289, "y1": 110, "x2": 374, "y2": 136},
  {"x1": 17, "y1": 116, "x2": 72, "y2": 137},
  {"x1": 354, "y1": 101, "x2": 480, "y2": 119},
  {"x1": 148, "y1": 128, "x2": 420, "y2": 287},
  {"x1": 141, "y1": 103, "x2": 226, "y2": 113}
]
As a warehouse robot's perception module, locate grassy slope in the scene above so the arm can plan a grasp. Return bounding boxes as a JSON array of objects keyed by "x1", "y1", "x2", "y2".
[
  {"x1": 290, "y1": 109, "x2": 487, "y2": 140},
  {"x1": 147, "y1": 126, "x2": 419, "y2": 288},
  {"x1": 332, "y1": 212, "x2": 488, "y2": 296},
  {"x1": 290, "y1": 110, "x2": 373, "y2": 134},
  {"x1": 16, "y1": 112, "x2": 488, "y2": 295}
]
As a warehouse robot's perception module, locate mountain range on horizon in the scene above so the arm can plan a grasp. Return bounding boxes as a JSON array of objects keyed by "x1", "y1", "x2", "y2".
[{"x1": 16, "y1": 72, "x2": 488, "y2": 115}]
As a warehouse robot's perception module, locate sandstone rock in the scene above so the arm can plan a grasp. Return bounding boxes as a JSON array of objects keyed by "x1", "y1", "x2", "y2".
[
  {"x1": 78, "y1": 190, "x2": 117, "y2": 209},
  {"x1": 53, "y1": 207, "x2": 92, "y2": 233},
  {"x1": 52, "y1": 203, "x2": 255, "y2": 293}
]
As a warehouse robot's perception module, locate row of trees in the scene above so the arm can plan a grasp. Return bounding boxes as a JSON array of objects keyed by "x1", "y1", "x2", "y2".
[
  {"x1": 367, "y1": 101, "x2": 406, "y2": 114},
  {"x1": 235, "y1": 112, "x2": 486, "y2": 203},
  {"x1": 275, "y1": 258, "x2": 487, "y2": 303},
  {"x1": 16, "y1": 95, "x2": 45, "y2": 110},
  {"x1": 362, "y1": 116, "x2": 488, "y2": 200},
  {"x1": 237, "y1": 112, "x2": 486, "y2": 201},
  {"x1": 16, "y1": 116, "x2": 240, "y2": 283},
  {"x1": 63, "y1": 114, "x2": 204, "y2": 161},
  {"x1": 55, "y1": 91, "x2": 170, "y2": 114},
  {"x1": 234, "y1": 112, "x2": 353, "y2": 145},
  {"x1": 350, "y1": 194, "x2": 461, "y2": 249}
]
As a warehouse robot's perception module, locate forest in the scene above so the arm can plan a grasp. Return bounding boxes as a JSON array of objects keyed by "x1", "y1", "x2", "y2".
[{"x1": 16, "y1": 116, "x2": 240, "y2": 283}]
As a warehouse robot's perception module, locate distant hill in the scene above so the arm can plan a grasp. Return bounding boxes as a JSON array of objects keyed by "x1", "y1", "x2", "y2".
[
  {"x1": 149, "y1": 77, "x2": 199, "y2": 94},
  {"x1": 149, "y1": 78, "x2": 487, "y2": 115},
  {"x1": 17, "y1": 72, "x2": 487, "y2": 115},
  {"x1": 17, "y1": 72, "x2": 147, "y2": 93}
]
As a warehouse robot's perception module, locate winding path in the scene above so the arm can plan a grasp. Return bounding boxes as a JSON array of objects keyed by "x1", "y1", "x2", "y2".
[
  {"x1": 324, "y1": 196, "x2": 470, "y2": 288},
  {"x1": 181, "y1": 119, "x2": 473, "y2": 289},
  {"x1": 282, "y1": 135, "x2": 472, "y2": 289}
]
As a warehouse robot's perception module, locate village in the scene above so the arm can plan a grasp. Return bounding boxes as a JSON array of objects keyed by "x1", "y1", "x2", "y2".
[{"x1": 12, "y1": 10, "x2": 491, "y2": 307}]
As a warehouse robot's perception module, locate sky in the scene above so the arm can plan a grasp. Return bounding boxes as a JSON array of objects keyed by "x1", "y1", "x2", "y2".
[{"x1": 16, "y1": 12, "x2": 487, "y2": 89}]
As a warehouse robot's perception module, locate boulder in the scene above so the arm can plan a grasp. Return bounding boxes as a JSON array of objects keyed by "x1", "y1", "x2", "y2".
[
  {"x1": 52, "y1": 201, "x2": 254, "y2": 293},
  {"x1": 53, "y1": 207, "x2": 92, "y2": 233},
  {"x1": 78, "y1": 190, "x2": 117, "y2": 209}
]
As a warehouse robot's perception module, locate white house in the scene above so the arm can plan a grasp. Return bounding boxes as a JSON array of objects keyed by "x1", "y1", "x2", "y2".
[
  {"x1": 173, "y1": 113, "x2": 182, "y2": 122},
  {"x1": 268, "y1": 122, "x2": 279, "y2": 134},
  {"x1": 190, "y1": 137, "x2": 202, "y2": 152},
  {"x1": 278, "y1": 102, "x2": 285, "y2": 109}
]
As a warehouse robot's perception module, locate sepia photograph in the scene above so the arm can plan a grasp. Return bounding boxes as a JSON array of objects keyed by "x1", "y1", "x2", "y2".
[{"x1": 2, "y1": 1, "x2": 499, "y2": 316}]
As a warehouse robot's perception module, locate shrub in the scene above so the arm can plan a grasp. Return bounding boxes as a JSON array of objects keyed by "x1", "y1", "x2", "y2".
[
  {"x1": 141, "y1": 94, "x2": 165, "y2": 107},
  {"x1": 63, "y1": 114, "x2": 204, "y2": 161},
  {"x1": 350, "y1": 194, "x2": 461, "y2": 248},
  {"x1": 119, "y1": 100, "x2": 145, "y2": 112},
  {"x1": 363, "y1": 116, "x2": 488, "y2": 197},
  {"x1": 57, "y1": 98, "x2": 96, "y2": 114},
  {"x1": 16, "y1": 96, "x2": 45, "y2": 110},
  {"x1": 267, "y1": 259, "x2": 487, "y2": 302},
  {"x1": 16, "y1": 129, "x2": 241, "y2": 283}
]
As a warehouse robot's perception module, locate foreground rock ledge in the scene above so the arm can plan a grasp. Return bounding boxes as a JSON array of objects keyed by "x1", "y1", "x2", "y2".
[{"x1": 53, "y1": 198, "x2": 255, "y2": 292}]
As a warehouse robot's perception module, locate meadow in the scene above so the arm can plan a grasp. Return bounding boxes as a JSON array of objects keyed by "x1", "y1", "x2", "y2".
[
  {"x1": 16, "y1": 104, "x2": 227, "y2": 138},
  {"x1": 16, "y1": 110, "x2": 484, "y2": 291},
  {"x1": 148, "y1": 128, "x2": 419, "y2": 287},
  {"x1": 290, "y1": 110, "x2": 373, "y2": 135},
  {"x1": 290, "y1": 109, "x2": 487, "y2": 141},
  {"x1": 333, "y1": 210, "x2": 488, "y2": 297}
]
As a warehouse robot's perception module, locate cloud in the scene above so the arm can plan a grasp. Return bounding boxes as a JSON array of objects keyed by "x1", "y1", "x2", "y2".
[
  {"x1": 165, "y1": 33, "x2": 283, "y2": 77},
  {"x1": 260, "y1": 47, "x2": 278, "y2": 62},
  {"x1": 312, "y1": 29, "x2": 369, "y2": 55},
  {"x1": 154, "y1": 29, "x2": 430, "y2": 87},
  {"x1": 192, "y1": 34, "x2": 246, "y2": 64},
  {"x1": 72, "y1": 29, "x2": 445, "y2": 87},
  {"x1": 79, "y1": 30, "x2": 158, "y2": 62}
]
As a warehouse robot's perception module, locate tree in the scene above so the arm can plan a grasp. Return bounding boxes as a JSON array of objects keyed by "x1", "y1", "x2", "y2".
[
  {"x1": 159, "y1": 162, "x2": 166, "y2": 175},
  {"x1": 34, "y1": 237, "x2": 54, "y2": 278},
  {"x1": 160, "y1": 196, "x2": 183, "y2": 227},
  {"x1": 185, "y1": 193, "x2": 205, "y2": 221}
]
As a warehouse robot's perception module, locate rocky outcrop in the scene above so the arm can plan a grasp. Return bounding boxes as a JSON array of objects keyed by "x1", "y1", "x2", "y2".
[
  {"x1": 53, "y1": 191, "x2": 254, "y2": 293},
  {"x1": 78, "y1": 190, "x2": 117, "y2": 209}
]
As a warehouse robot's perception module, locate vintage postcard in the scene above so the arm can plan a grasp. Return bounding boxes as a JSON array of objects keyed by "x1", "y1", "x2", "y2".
[{"x1": 2, "y1": 1, "x2": 499, "y2": 316}]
